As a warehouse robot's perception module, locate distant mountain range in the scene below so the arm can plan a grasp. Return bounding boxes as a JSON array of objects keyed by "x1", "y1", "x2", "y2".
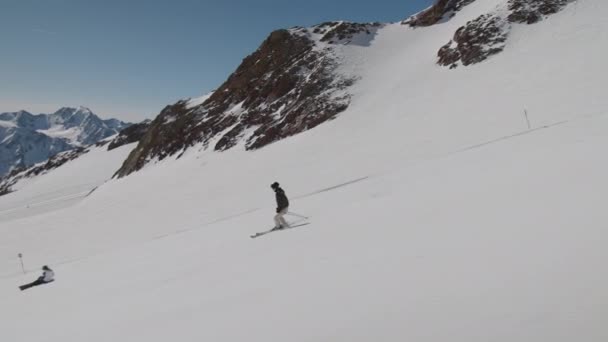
[{"x1": 0, "y1": 106, "x2": 131, "y2": 176}]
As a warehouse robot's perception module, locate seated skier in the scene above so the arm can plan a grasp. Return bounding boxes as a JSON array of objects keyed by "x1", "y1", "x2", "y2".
[
  {"x1": 19, "y1": 265, "x2": 55, "y2": 291},
  {"x1": 271, "y1": 182, "x2": 290, "y2": 230}
]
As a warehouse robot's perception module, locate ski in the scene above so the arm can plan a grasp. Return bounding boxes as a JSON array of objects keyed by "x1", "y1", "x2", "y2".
[{"x1": 250, "y1": 223, "x2": 310, "y2": 239}]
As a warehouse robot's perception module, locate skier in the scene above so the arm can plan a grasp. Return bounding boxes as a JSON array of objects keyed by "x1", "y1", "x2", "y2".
[
  {"x1": 271, "y1": 182, "x2": 289, "y2": 229},
  {"x1": 19, "y1": 265, "x2": 55, "y2": 291}
]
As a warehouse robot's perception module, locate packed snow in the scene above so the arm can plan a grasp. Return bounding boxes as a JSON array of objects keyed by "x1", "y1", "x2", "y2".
[
  {"x1": 0, "y1": 0, "x2": 606, "y2": 341},
  {"x1": 0, "y1": 143, "x2": 136, "y2": 224}
]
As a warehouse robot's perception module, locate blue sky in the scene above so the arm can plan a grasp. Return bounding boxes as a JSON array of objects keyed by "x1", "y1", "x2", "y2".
[{"x1": 0, "y1": 0, "x2": 433, "y2": 122}]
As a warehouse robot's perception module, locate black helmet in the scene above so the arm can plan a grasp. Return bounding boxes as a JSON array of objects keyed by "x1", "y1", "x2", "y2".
[
  {"x1": 42, "y1": 265, "x2": 50, "y2": 271},
  {"x1": 271, "y1": 182, "x2": 279, "y2": 189}
]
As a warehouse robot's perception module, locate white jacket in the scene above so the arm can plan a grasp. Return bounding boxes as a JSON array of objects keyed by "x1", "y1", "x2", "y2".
[{"x1": 42, "y1": 270, "x2": 54, "y2": 282}]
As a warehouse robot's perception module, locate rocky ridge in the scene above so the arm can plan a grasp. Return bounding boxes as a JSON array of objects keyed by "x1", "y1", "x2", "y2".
[
  {"x1": 116, "y1": 23, "x2": 380, "y2": 177},
  {"x1": 404, "y1": 0, "x2": 477, "y2": 27}
]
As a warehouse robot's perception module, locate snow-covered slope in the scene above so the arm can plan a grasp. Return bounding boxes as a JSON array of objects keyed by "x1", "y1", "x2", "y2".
[
  {"x1": 0, "y1": 107, "x2": 131, "y2": 175},
  {"x1": 0, "y1": 0, "x2": 607, "y2": 341},
  {"x1": 0, "y1": 141, "x2": 136, "y2": 223}
]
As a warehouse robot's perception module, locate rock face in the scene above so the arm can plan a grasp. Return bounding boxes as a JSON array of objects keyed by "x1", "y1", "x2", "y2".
[
  {"x1": 0, "y1": 107, "x2": 131, "y2": 175},
  {"x1": 436, "y1": 0, "x2": 573, "y2": 68},
  {"x1": 313, "y1": 22, "x2": 382, "y2": 44},
  {"x1": 508, "y1": 0, "x2": 571, "y2": 24},
  {"x1": 437, "y1": 14, "x2": 509, "y2": 68},
  {"x1": 107, "y1": 120, "x2": 151, "y2": 151},
  {"x1": 404, "y1": 0, "x2": 477, "y2": 27},
  {"x1": 115, "y1": 24, "x2": 374, "y2": 178}
]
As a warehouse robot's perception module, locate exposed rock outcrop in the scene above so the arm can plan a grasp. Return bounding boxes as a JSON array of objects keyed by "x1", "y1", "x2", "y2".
[
  {"x1": 312, "y1": 22, "x2": 382, "y2": 44},
  {"x1": 404, "y1": 0, "x2": 477, "y2": 27},
  {"x1": 437, "y1": 0, "x2": 574, "y2": 68},
  {"x1": 437, "y1": 14, "x2": 509, "y2": 68},
  {"x1": 107, "y1": 120, "x2": 151, "y2": 151},
  {"x1": 508, "y1": 0, "x2": 571, "y2": 24}
]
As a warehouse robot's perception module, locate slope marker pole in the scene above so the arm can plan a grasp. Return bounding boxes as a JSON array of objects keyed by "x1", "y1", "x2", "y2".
[
  {"x1": 524, "y1": 109, "x2": 531, "y2": 130},
  {"x1": 18, "y1": 253, "x2": 25, "y2": 274}
]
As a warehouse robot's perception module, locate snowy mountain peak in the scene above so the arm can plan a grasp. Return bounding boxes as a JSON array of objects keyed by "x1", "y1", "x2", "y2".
[
  {"x1": 0, "y1": 110, "x2": 33, "y2": 123},
  {"x1": 54, "y1": 105, "x2": 91, "y2": 113},
  {"x1": 0, "y1": 107, "x2": 132, "y2": 176},
  {"x1": 52, "y1": 106, "x2": 94, "y2": 121}
]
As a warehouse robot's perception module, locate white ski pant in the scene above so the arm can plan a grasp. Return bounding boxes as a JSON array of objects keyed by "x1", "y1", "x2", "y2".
[{"x1": 274, "y1": 207, "x2": 289, "y2": 228}]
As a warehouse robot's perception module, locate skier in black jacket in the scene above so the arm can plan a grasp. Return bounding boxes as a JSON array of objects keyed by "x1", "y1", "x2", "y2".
[{"x1": 271, "y1": 182, "x2": 289, "y2": 229}]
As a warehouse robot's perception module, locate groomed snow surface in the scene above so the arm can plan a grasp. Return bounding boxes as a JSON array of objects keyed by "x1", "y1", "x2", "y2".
[
  {"x1": 0, "y1": 143, "x2": 136, "y2": 223},
  {"x1": 1, "y1": 0, "x2": 607, "y2": 341}
]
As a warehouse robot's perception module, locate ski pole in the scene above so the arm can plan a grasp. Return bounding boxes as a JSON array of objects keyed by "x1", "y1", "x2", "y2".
[
  {"x1": 287, "y1": 211, "x2": 309, "y2": 220},
  {"x1": 18, "y1": 253, "x2": 25, "y2": 274}
]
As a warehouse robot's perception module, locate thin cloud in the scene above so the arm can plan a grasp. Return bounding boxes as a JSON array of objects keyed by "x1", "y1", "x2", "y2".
[{"x1": 31, "y1": 28, "x2": 58, "y2": 35}]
